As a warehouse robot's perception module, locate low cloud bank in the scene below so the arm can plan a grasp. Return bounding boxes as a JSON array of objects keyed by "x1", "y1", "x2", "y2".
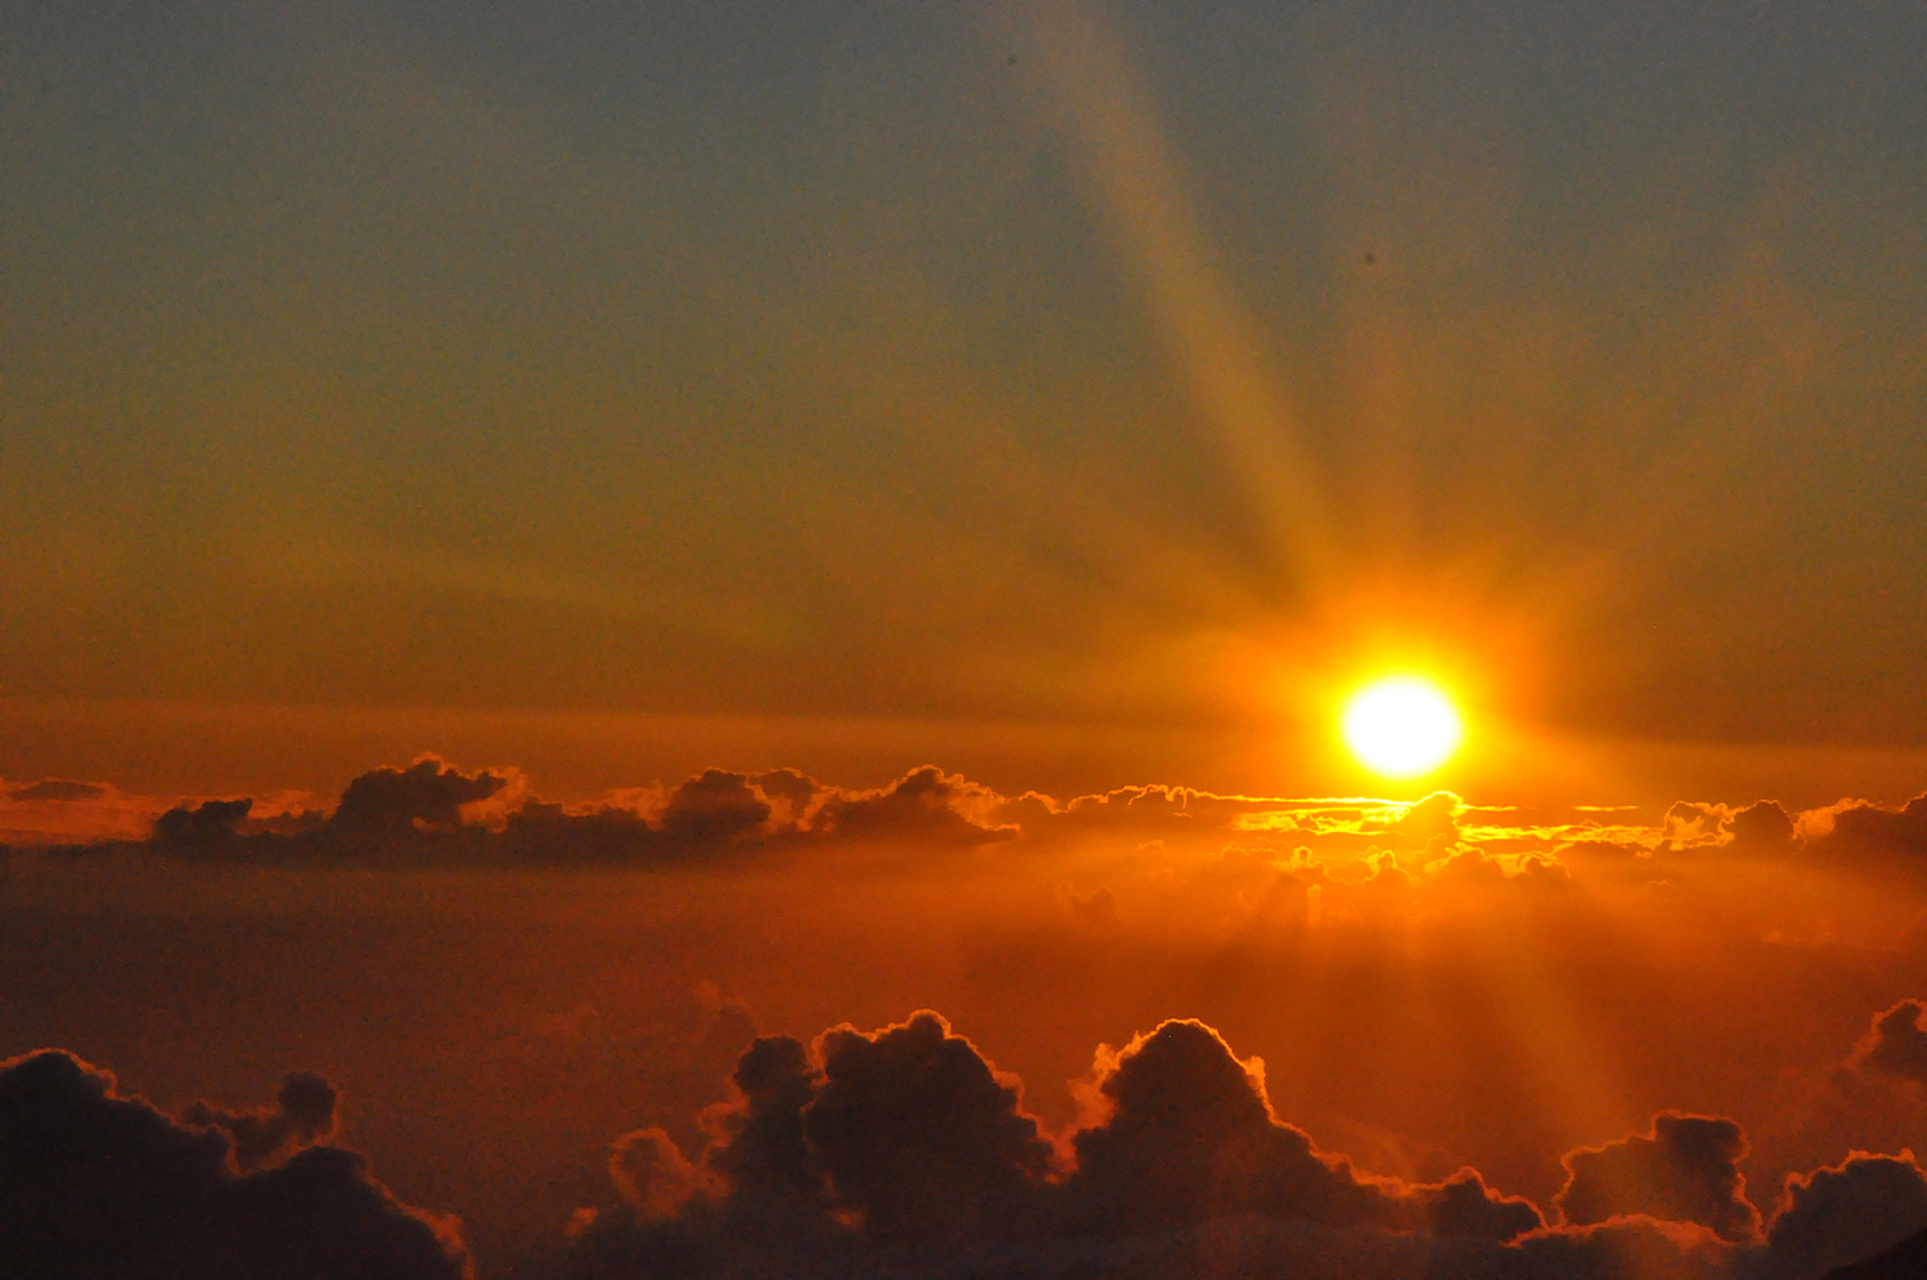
[
  {"x1": 562, "y1": 1012, "x2": 1927, "y2": 1280},
  {"x1": 11, "y1": 1007, "x2": 1927, "y2": 1278},
  {"x1": 5, "y1": 755, "x2": 1927, "y2": 883}
]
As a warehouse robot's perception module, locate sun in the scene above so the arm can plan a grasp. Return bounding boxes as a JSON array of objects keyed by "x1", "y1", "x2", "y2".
[{"x1": 1341, "y1": 676, "x2": 1463, "y2": 778}]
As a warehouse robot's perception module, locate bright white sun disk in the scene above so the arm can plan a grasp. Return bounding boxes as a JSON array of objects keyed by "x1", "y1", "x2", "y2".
[{"x1": 1342, "y1": 677, "x2": 1463, "y2": 778}]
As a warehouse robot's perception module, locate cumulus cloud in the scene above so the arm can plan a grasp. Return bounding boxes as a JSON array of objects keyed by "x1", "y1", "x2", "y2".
[
  {"x1": 1764, "y1": 1152, "x2": 1927, "y2": 1279},
  {"x1": 1557, "y1": 1112, "x2": 1762, "y2": 1242},
  {"x1": 1852, "y1": 1001, "x2": 1927, "y2": 1085},
  {"x1": 1065, "y1": 1018, "x2": 1393, "y2": 1235},
  {"x1": 1806, "y1": 795, "x2": 1927, "y2": 865},
  {"x1": 806, "y1": 1011, "x2": 1053, "y2": 1242},
  {"x1": 1723, "y1": 801, "x2": 1803, "y2": 857},
  {"x1": 566, "y1": 1012, "x2": 1569, "y2": 1280},
  {"x1": 810, "y1": 767, "x2": 1016, "y2": 848},
  {"x1": 328, "y1": 756, "x2": 509, "y2": 841},
  {"x1": 0, "y1": 1049, "x2": 470, "y2": 1279},
  {"x1": 153, "y1": 798, "x2": 254, "y2": 854}
]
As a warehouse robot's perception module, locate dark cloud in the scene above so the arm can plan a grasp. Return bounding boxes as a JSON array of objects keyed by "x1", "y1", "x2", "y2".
[
  {"x1": 703, "y1": 1034, "x2": 822, "y2": 1204},
  {"x1": 804, "y1": 1011, "x2": 1054, "y2": 1243},
  {"x1": 0, "y1": 1049, "x2": 469, "y2": 1280},
  {"x1": 1808, "y1": 795, "x2": 1927, "y2": 864},
  {"x1": 550, "y1": 1009, "x2": 1927, "y2": 1280},
  {"x1": 153, "y1": 798, "x2": 253, "y2": 852},
  {"x1": 811, "y1": 767, "x2": 1016, "y2": 847},
  {"x1": 179, "y1": 1071, "x2": 337, "y2": 1171},
  {"x1": 1556, "y1": 1112, "x2": 1761, "y2": 1242},
  {"x1": 1418, "y1": 1168, "x2": 1546, "y2": 1242},
  {"x1": 7, "y1": 778, "x2": 107, "y2": 802},
  {"x1": 328, "y1": 757, "x2": 508, "y2": 840},
  {"x1": 1765, "y1": 1153, "x2": 1927, "y2": 1279},
  {"x1": 1853, "y1": 1000, "x2": 1927, "y2": 1085},
  {"x1": 1064, "y1": 1018, "x2": 1396, "y2": 1235},
  {"x1": 1724, "y1": 801, "x2": 1802, "y2": 856},
  {"x1": 132, "y1": 760, "x2": 1019, "y2": 867},
  {"x1": 751, "y1": 768, "x2": 819, "y2": 818},
  {"x1": 1821, "y1": 1224, "x2": 1927, "y2": 1279},
  {"x1": 501, "y1": 771, "x2": 772, "y2": 865}
]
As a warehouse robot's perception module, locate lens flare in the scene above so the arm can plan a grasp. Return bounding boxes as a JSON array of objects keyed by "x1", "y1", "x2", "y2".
[{"x1": 1342, "y1": 676, "x2": 1463, "y2": 778}]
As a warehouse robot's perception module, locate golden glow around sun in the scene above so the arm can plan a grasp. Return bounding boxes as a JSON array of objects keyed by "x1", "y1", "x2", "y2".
[{"x1": 1342, "y1": 676, "x2": 1464, "y2": 778}]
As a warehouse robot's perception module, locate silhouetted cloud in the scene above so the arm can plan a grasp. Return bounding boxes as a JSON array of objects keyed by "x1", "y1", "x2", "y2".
[
  {"x1": 153, "y1": 798, "x2": 253, "y2": 854},
  {"x1": 328, "y1": 757, "x2": 508, "y2": 841},
  {"x1": 1765, "y1": 1152, "x2": 1927, "y2": 1279},
  {"x1": 0, "y1": 1049, "x2": 470, "y2": 1280},
  {"x1": 1807, "y1": 795, "x2": 1927, "y2": 865},
  {"x1": 805, "y1": 1010, "x2": 1053, "y2": 1243},
  {"x1": 1065, "y1": 1018, "x2": 1395, "y2": 1235},
  {"x1": 1724, "y1": 800, "x2": 1803, "y2": 856},
  {"x1": 179, "y1": 1071, "x2": 337, "y2": 1171},
  {"x1": 810, "y1": 767, "x2": 1016, "y2": 848},
  {"x1": 1852, "y1": 1001, "x2": 1927, "y2": 1085},
  {"x1": 520, "y1": 1006, "x2": 1927, "y2": 1278},
  {"x1": 6, "y1": 779, "x2": 106, "y2": 802},
  {"x1": 1822, "y1": 1224, "x2": 1927, "y2": 1279},
  {"x1": 1557, "y1": 1112, "x2": 1762, "y2": 1241}
]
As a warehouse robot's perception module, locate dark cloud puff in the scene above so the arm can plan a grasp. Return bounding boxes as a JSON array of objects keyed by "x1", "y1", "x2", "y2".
[
  {"x1": 804, "y1": 1011, "x2": 1053, "y2": 1243},
  {"x1": 179, "y1": 1071, "x2": 337, "y2": 1171},
  {"x1": 0, "y1": 1049, "x2": 470, "y2": 1280},
  {"x1": 153, "y1": 798, "x2": 254, "y2": 852},
  {"x1": 1853, "y1": 1000, "x2": 1927, "y2": 1085},
  {"x1": 1065, "y1": 1018, "x2": 1395, "y2": 1235},
  {"x1": 1765, "y1": 1152, "x2": 1927, "y2": 1279},
  {"x1": 702, "y1": 1034, "x2": 822, "y2": 1204},
  {"x1": 1064, "y1": 1018, "x2": 1536, "y2": 1242},
  {"x1": 328, "y1": 757, "x2": 508, "y2": 840},
  {"x1": 810, "y1": 767, "x2": 1015, "y2": 848},
  {"x1": 7, "y1": 778, "x2": 107, "y2": 802},
  {"x1": 1808, "y1": 795, "x2": 1927, "y2": 864},
  {"x1": 1556, "y1": 1112, "x2": 1762, "y2": 1242},
  {"x1": 1723, "y1": 800, "x2": 1802, "y2": 856}
]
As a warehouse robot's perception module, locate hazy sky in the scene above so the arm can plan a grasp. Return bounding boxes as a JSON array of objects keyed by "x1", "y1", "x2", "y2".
[{"x1": 5, "y1": 0, "x2": 1925, "y2": 801}]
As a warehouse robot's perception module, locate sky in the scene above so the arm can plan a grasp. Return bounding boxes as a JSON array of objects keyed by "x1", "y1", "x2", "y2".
[{"x1": 5, "y1": 3, "x2": 1927, "y2": 1279}]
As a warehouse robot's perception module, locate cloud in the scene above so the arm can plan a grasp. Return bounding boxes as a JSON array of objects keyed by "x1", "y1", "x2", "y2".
[
  {"x1": 702, "y1": 1034, "x2": 822, "y2": 1204},
  {"x1": 126, "y1": 759, "x2": 1019, "y2": 867},
  {"x1": 1556, "y1": 1112, "x2": 1762, "y2": 1242},
  {"x1": 6, "y1": 779, "x2": 107, "y2": 802},
  {"x1": 1806, "y1": 795, "x2": 1927, "y2": 864},
  {"x1": 551, "y1": 1009, "x2": 1927, "y2": 1279},
  {"x1": 804, "y1": 1010, "x2": 1054, "y2": 1242},
  {"x1": 0, "y1": 1049, "x2": 470, "y2": 1279},
  {"x1": 1064, "y1": 1018, "x2": 1398, "y2": 1235},
  {"x1": 328, "y1": 756, "x2": 509, "y2": 840},
  {"x1": 1764, "y1": 1152, "x2": 1927, "y2": 1279},
  {"x1": 153, "y1": 798, "x2": 254, "y2": 853},
  {"x1": 1723, "y1": 801, "x2": 1803, "y2": 857},
  {"x1": 1852, "y1": 1001, "x2": 1927, "y2": 1085},
  {"x1": 607, "y1": 1127, "x2": 711, "y2": 1221},
  {"x1": 178, "y1": 1071, "x2": 337, "y2": 1171},
  {"x1": 810, "y1": 767, "x2": 1016, "y2": 848}
]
